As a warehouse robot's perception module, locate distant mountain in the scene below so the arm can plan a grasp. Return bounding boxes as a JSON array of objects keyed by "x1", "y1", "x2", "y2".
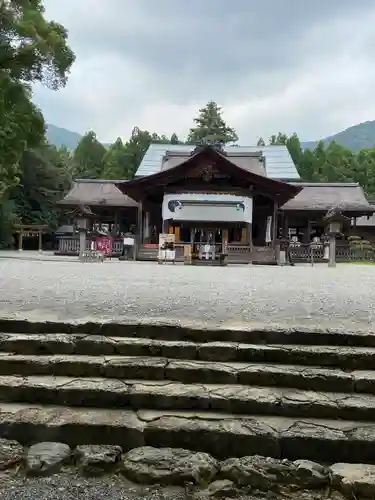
[
  {"x1": 301, "y1": 121, "x2": 375, "y2": 151},
  {"x1": 46, "y1": 120, "x2": 375, "y2": 153},
  {"x1": 46, "y1": 124, "x2": 82, "y2": 150}
]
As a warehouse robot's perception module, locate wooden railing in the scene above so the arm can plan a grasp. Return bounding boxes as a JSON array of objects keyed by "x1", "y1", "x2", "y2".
[
  {"x1": 336, "y1": 244, "x2": 373, "y2": 262},
  {"x1": 56, "y1": 236, "x2": 124, "y2": 257},
  {"x1": 227, "y1": 244, "x2": 253, "y2": 263},
  {"x1": 138, "y1": 243, "x2": 189, "y2": 262},
  {"x1": 251, "y1": 245, "x2": 276, "y2": 263},
  {"x1": 289, "y1": 244, "x2": 325, "y2": 262},
  {"x1": 57, "y1": 237, "x2": 371, "y2": 263},
  {"x1": 289, "y1": 242, "x2": 373, "y2": 262}
]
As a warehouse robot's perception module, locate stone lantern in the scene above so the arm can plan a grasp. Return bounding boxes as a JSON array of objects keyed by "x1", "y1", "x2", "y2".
[
  {"x1": 324, "y1": 207, "x2": 349, "y2": 267},
  {"x1": 68, "y1": 205, "x2": 96, "y2": 258}
]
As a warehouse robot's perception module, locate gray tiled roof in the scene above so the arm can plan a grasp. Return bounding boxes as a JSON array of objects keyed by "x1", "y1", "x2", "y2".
[
  {"x1": 282, "y1": 183, "x2": 373, "y2": 213},
  {"x1": 57, "y1": 179, "x2": 138, "y2": 208},
  {"x1": 162, "y1": 150, "x2": 266, "y2": 176},
  {"x1": 136, "y1": 144, "x2": 300, "y2": 180}
]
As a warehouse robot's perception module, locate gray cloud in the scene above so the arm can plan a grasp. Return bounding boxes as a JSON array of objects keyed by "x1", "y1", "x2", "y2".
[{"x1": 33, "y1": 0, "x2": 375, "y2": 144}]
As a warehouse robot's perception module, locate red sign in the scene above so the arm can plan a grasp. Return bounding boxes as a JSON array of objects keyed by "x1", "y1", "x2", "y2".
[{"x1": 95, "y1": 236, "x2": 113, "y2": 256}]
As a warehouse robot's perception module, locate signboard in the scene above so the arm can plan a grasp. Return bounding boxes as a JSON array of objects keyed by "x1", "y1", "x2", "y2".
[
  {"x1": 162, "y1": 193, "x2": 253, "y2": 223},
  {"x1": 95, "y1": 236, "x2": 113, "y2": 256},
  {"x1": 159, "y1": 233, "x2": 175, "y2": 247}
]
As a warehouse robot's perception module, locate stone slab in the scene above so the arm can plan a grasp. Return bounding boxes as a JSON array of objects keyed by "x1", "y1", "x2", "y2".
[
  {"x1": 0, "y1": 375, "x2": 375, "y2": 421},
  {"x1": 26, "y1": 441, "x2": 71, "y2": 476},
  {"x1": 219, "y1": 455, "x2": 328, "y2": 489},
  {"x1": 2, "y1": 334, "x2": 375, "y2": 369},
  {"x1": 122, "y1": 446, "x2": 218, "y2": 485},
  {"x1": 0, "y1": 403, "x2": 374, "y2": 463},
  {"x1": 0, "y1": 354, "x2": 362, "y2": 393},
  {"x1": 75, "y1": 444, "x2": 123, "y2": 475},
  {"x1": 2, "y1": 319, "x2": 375, "y2": 347},
  {"x1": 330, "y1": 462, "x2": 375, "y2": 497}
]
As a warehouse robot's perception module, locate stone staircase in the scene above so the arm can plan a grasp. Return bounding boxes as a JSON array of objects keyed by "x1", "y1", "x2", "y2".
[{"x1": 1, "y1": 320, "x2": 375, "y2": 465}]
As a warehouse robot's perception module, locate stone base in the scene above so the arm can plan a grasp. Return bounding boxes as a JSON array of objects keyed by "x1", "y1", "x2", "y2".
[{"x1": 0, "y1": 438, "x2": 375, "y2": 500}]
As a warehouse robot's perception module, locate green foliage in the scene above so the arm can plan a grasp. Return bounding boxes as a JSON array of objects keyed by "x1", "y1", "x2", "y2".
[
  {"x1": 0, "y1": 143, "x2": 73, "y2": 248},
  {"x1": 348, "y1": 236, "x2": 374, "y2": 260},
  {"x1": 268, "y1": 132, "x2": 375, "y2": 198},
  {"x1": 187, "y1": 101, "x2": 238, "y2": 145},
  {"x1": 0, "y1": 0, "x2": 75, "y2": 204},
  {"x1": 0, "y1": 76, "x2": 45, "y2": 199},
  {"x1": 100, "y1": 127, "x2": 180, "y2": 180},
  {"x1": 11, "y1": 144, "x2": 72, "y2": 227},
  {"x1": 72, "y1": 131, "x2": 107, "y2": 178},
  {"x1": 48, "y1": 119, "x2": 375, "y2": 154},
  {"x1": 0, "y1": 0, "x2": 75, "y2": 89},
  {"x1": 101, "y1": 138, "x2": 130, "y2": 180},
  {"x1": 0, "y1": 199, "x2": 18, "y2": 248}
]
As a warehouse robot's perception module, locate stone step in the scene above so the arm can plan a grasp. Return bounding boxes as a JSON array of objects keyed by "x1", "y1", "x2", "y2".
[
  {"x1": 1, "y1": 320, "x2": 375, "y2": 347},
  {"x1": 1, "y1": 375, "x2": 375, "y2": 421},
  {"x1": 2, "y1": 334, "x2": 375, "y2": 368},
  {"x1": 0, "y1": 402, "x2": 374, "y2": 464},
  {"x1": 0, "y1": 354, "x2": 374, "y2": 394}
]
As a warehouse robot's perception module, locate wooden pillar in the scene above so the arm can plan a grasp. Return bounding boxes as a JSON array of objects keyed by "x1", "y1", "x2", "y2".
[
  {"x1": 246, "y1": 222, "x2": 252, "y2": 263},
  {"x1": 183, "y1": 244, "x2": 192, "y2": 265},
  {"x1": 272, "y1": 201, "x2": 278, "y2": 247},
  {"x1": 279, "y1": 212, "x2": 288, "y2": 266},
  {"x1": 241, "y1": 227, "x2": 247, "y2": 244},
  {"x1": 303, "y1": 220, "x2": 311, "y2": 243},
  {"x1": 144, "y1": 211, "x2": 150, "y2": 241},
  {"x1": 222, "y1": 229, "x2": 228, "y2": 255},
  {"x1": 114, "y1": 210, "x2": 119, "y2": 234},
  {"x1": 137, "y1": 203, "x2": 143, "y2": 244},
  {"x1": 38, "y1": 230, "x2": 42, "y2": 252},
  {"x1": 162, "y1": 219, "x2": 169, "y2": 233},
  {"x1": 247, "y1": 223, "x2": 252, "y2": 246},
  {"x1": 174, "y1": 226, "x2": 180, "y2": 242},
  {"x1": 18, "y1": 230, "x2": 23, "y2": 251},
  {"x1": 282, "y1": 213, "x2": 289, "y2": 239}
]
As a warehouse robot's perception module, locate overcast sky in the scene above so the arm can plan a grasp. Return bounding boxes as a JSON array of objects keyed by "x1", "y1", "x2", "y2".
[{"x1": 33, "y1": 0, "x2": 375, "y2": 144}]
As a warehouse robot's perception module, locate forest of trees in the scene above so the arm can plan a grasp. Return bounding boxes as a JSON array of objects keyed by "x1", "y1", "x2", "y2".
[{"x1": 2, "y1": 2, "x2": 375, "y2": 248}]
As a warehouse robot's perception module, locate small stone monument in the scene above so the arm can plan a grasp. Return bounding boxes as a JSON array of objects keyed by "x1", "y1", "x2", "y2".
[
  {"x1": 324, "y1": 206, "x2": 349, "y2": 267},
  {"x1": 68, "y1": 205, "x2": 96, "y2": 260}
]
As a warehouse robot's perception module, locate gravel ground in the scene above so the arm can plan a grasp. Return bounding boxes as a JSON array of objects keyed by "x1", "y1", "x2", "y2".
[
  {"x1": 0, "y1": 471, "x2": 188, "y2": 500},
  {"x1": 0, "y1": 256, "x2": 374, "y2": 330},
  {"x1": 0, "y1": 470, "x2": 326, "y2": 500}
]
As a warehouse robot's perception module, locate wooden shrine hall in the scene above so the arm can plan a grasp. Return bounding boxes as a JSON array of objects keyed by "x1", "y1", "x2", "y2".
[{"x1": 56, "y1": 143, "x2": 374, "y2": 264}]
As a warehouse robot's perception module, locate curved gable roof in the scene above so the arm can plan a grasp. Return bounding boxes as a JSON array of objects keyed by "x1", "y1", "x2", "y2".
[{"x1": 118, "y1": 145, "x2": 301, "y2": 205}]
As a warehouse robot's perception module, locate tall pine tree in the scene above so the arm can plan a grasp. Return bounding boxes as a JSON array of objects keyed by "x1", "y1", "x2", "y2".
[{"x1": 187, "y1": 101, "x2": 238, "y2": 145}]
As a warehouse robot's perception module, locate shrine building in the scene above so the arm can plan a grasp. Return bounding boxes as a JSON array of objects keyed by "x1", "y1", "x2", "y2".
[{"x1": 56, "y1": 143, "x2": 374, "y2": 264}]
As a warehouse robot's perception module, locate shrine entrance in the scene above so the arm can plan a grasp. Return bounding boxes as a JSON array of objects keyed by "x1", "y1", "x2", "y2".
[
  {"x1": 192, "y1": 228, "x2": 223, "y2": 261},
  {"x1": 13, "y1": 224, "x2": 49, "y2": 251}
]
